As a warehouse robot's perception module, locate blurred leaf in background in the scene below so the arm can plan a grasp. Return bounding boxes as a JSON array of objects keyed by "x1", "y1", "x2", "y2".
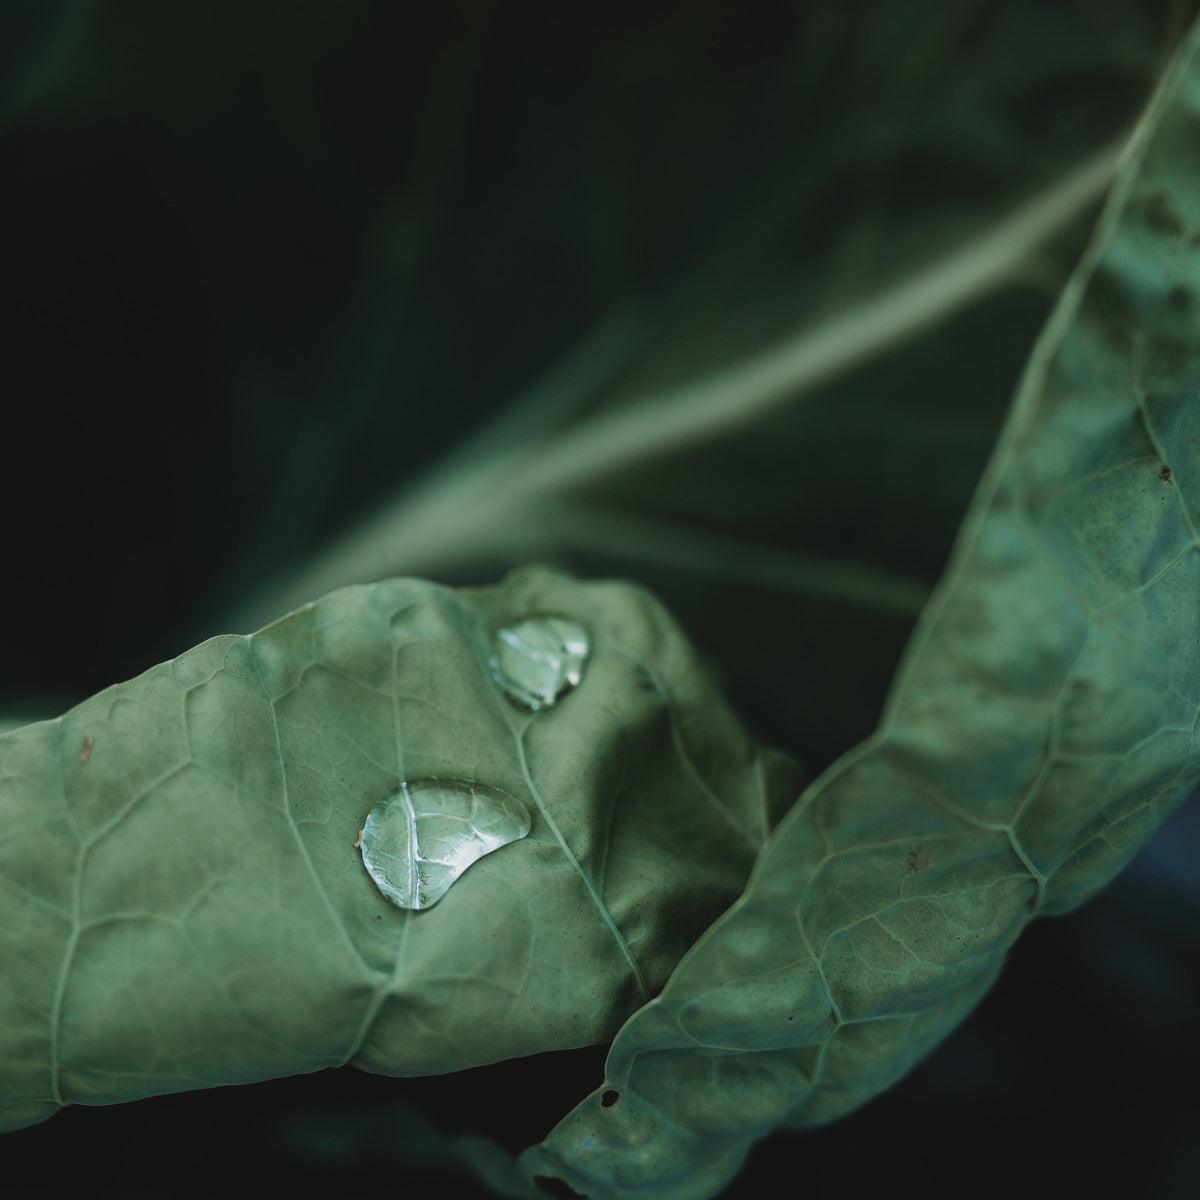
[{"x1": 3, "y1": 1, "x2": 1200, "y2": 1197}]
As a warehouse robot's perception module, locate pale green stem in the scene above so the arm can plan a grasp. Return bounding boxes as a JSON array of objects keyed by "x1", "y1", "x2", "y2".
[
  {"x1": 228, "y1": 136, "x2": 1126, "y2": 631},
  {"x1": 539, "y1": 504, "x2": 933, "y2": 616}
]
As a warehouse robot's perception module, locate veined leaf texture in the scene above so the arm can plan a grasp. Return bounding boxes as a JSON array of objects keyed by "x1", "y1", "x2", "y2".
[{"x1": 3, "y1": 2, "x2": 1200, "y2": 1198}]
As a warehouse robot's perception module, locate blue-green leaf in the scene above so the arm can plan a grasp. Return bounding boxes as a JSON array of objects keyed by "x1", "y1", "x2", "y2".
[{"x1": 521, "y1": 17, "x2": 1200, "y2": 1200}]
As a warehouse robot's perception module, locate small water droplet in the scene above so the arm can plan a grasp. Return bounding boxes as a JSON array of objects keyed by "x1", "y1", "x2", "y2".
[
  {"x1": 490, "y1": 615, "x2": 590, "y2": 711},
  {"x1": 359, "y1": 779, "x2": 531, "y2": 910}
]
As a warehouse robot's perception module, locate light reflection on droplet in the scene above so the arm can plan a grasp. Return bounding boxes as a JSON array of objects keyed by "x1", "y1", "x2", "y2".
[
  {"x1": 490, "y1": 615, "x2": 591, "y2": 711},
  {"x1": 359, "y1": 779, "x2": 531, "y2": 910}
]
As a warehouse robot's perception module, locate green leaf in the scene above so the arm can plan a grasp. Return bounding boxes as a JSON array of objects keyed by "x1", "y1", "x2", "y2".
[
  {"x1": 520, "y1": 15, "x2": 1200, "y2": 1200},
  {"x1": 0, "y1": 567, "x2": 801, "y2": 1135},
  {"x1": 4, "y1": 3, "x2": 1199, "y2": 1195}
]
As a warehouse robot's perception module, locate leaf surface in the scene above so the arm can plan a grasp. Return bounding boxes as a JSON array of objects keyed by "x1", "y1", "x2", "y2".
[
  {"x1": 0, "y1": 567, "x2": 801, "y2": 1135},
  {"x1": 520, "y1": 18, "x2": 1200, "y2": 1200},
  {"x1": 4, "y1": 4, "x2": 1199, "y2": 1195}
]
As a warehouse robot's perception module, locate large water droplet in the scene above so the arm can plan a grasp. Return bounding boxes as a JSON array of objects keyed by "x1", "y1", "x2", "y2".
[
  {"x1": 490, "y1": 615, "x2": 590, "y2": 711},
  {"x1": 359, "y1": 779, "x2": 531, "y2": 910}
]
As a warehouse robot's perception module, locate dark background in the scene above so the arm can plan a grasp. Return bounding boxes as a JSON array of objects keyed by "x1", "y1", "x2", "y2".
[{"x1": 2, "y1": 3, "x2": 1199, "y2": 1196}]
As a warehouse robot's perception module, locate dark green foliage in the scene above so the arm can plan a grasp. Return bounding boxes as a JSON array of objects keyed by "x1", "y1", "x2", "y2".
[{"x1": 3, "y1": 3, "x2": 1200, "y2": 1197}]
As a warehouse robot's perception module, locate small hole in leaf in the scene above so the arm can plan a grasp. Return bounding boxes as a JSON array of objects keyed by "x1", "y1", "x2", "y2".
[
  {"x1": 533, "y1": 1175, "x2": 588, "y2": 1199},
  {"x1": 600, "y1": 1089, "x2": 619, "y2": 1108}
]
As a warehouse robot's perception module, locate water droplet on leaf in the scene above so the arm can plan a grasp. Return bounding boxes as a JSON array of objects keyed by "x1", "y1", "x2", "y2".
[
  {"x1": 490, "y1": 615, "x2": 590, "y2": 710},
  {"x1": 359, "y1": 780, "x2": 531, "y2": 910}
]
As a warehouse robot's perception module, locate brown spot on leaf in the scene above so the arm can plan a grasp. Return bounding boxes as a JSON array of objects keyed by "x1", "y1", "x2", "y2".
[
  {"x1": 1160, "y1": 464, "x2": 1172, "y2": 482},
  {"x1": 905, "y1": 845, "x2": 929, "y2": 873},
  {"x1": 79, "y1": 735, "x2": 94, "y2": 765}
]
